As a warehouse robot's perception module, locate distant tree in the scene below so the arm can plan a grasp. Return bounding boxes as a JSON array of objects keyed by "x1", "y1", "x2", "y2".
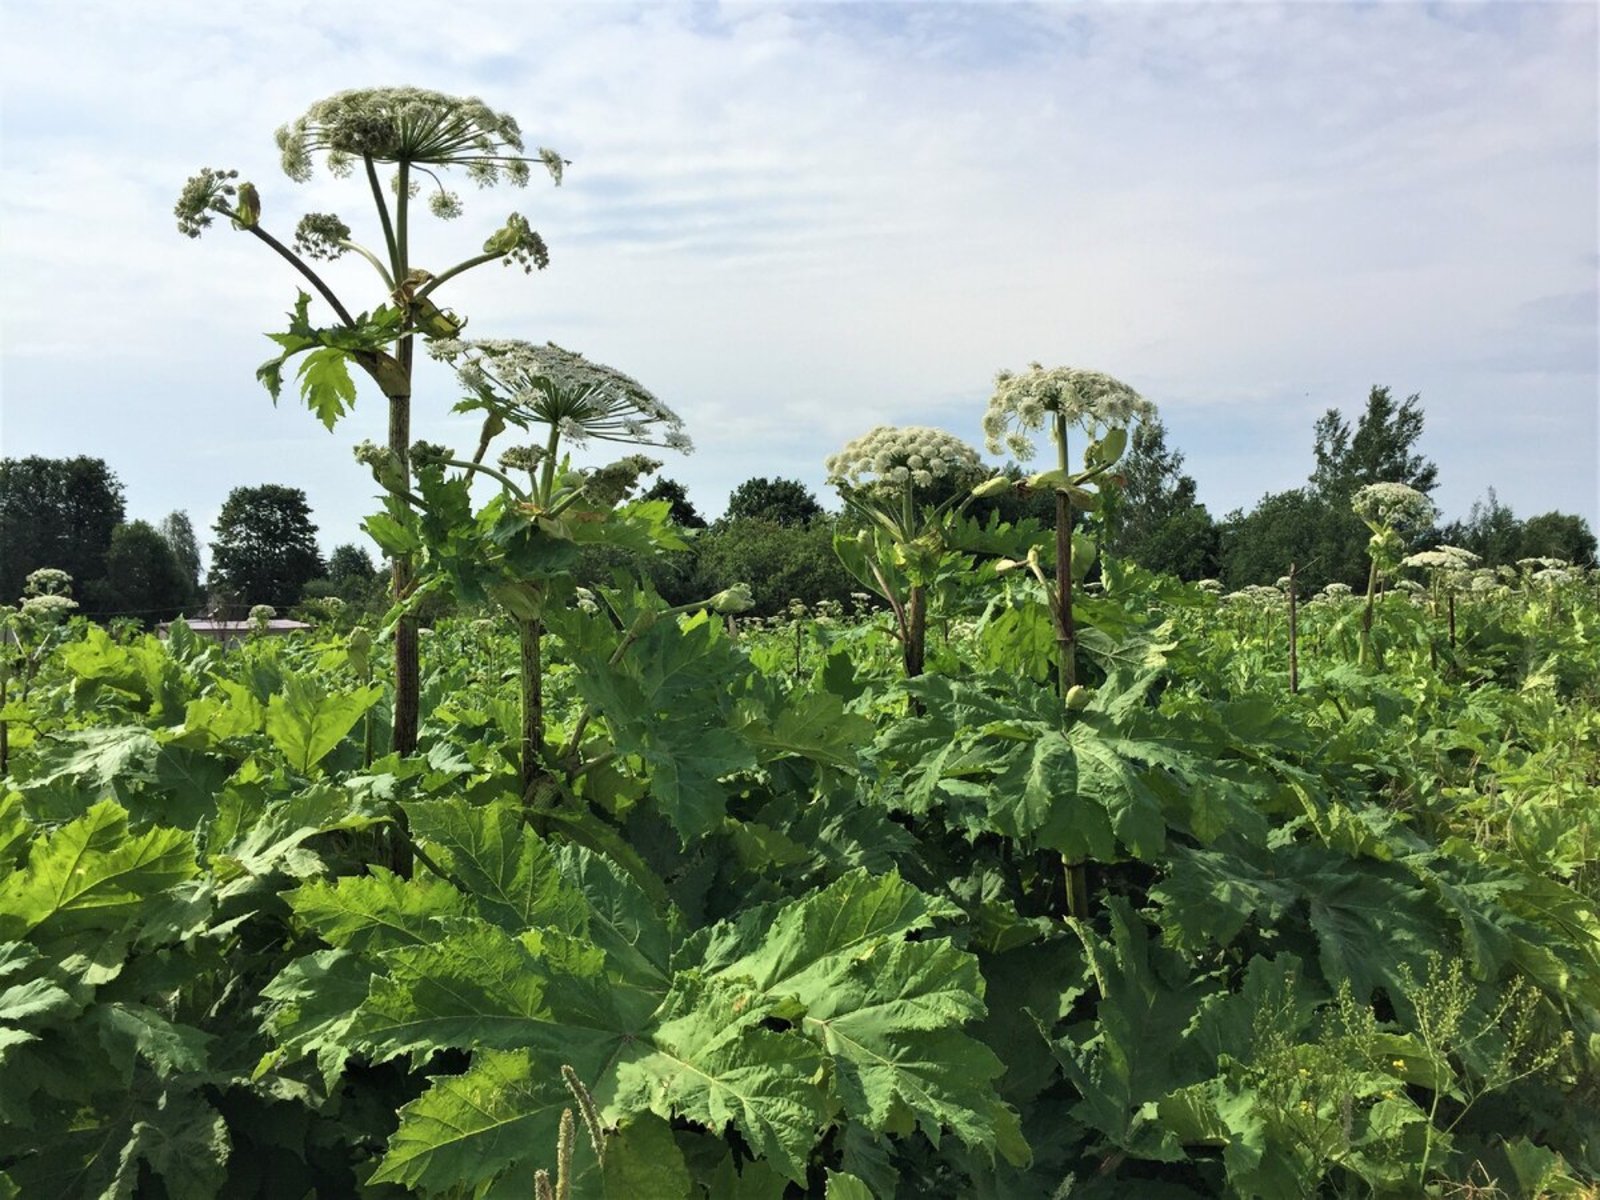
[
  {"x1": 1310, "y1": 386, "x2": 1438, "y2": 501},
  {"x1": 641, "y1": 478, "x2": 706, "y2": 529},
  {"x1": 210, "y1": 485, "x2": 325, "y2": 611},
  {"x1": 1219, "y1": 489, "x2": 1347, "y2": 590},
  {"x1": 328, "y1": 543, "x2": 379, "y2": 585},
  {"x1": 157, "y1": 511, "x2": 203, "y2": 605},
  {"x1": 693, "y1": 519, "x2": 856, "y2": 614},
  {"x1": 85, "y1": 521, "x2": 192, "y2": 623},
  {"x1": 1103, "y1": 418, "x2": 1219, "y2": 579},
  {"x1": 311, "y1": 542, "x2": 387, "y2": 608},
  {"x1": 1519, "y1": 511, "x2": 1597, "y2": 566},
  {"x1": 0, "y1": 456, "x2": 125, "y2": 602},
  {"x1": 722, "y1": 477, "x2": 823, "y2": 527},
  {"x1": 1297, "y1": 387, "x2": 1439, "y2": 585},
  {"x1": 1437, "y1": 488, "x2": 1523, "y2": 567}
]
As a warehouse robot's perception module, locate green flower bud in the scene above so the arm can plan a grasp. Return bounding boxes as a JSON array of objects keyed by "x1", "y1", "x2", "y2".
[
  {"x1": 970, "y1": 474, "x2": 1012, "y2": 499},
  {"x1": 1065, "y1": 685, "x2": 1091, "y2": 710},
  {"x1": 709, "y1": 583, "x2": 755, "y2": 614}
]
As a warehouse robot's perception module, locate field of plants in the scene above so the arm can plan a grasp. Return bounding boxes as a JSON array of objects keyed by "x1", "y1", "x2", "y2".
[
  {"x1": 2, "y1": 527, "x2": 1598, "y2": 1198},
  {"x1": 3, "y1": 86, "x2": 1597, "y2": 1200}
]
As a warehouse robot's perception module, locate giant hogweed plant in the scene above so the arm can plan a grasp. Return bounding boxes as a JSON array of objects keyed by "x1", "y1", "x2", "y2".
[
  {"x1": 1351, "y1": 481, "x2": 1437, "y2": 669},
  {"x1": 176, "y1": 86, "x2": 564, "y2": 759},
  {"x1": 826, "y1": 425, "x2": 990, "y2": 681},
  {"x1": 354, "y1": 338, "x2": 761, "y2": 854},
  {"x1": 979, "y1": 364, "x2": 1152, "y2": 918}
]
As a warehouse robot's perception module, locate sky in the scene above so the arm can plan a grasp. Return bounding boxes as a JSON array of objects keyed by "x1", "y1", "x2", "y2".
[{"x1": 2, "y1": 1, "x2": 1596, "y2": 561}]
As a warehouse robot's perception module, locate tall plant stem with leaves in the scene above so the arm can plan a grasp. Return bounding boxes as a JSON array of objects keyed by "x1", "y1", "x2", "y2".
[
  {"x1": 1053, "y1": 413, "x2": 1077, "y2": 697},
  {"x1": 177, "y1": 87, "x2": 564, "y2": 762},
  {"x1": 518, "y1": 617, "x2": 545, "y2": 799}
]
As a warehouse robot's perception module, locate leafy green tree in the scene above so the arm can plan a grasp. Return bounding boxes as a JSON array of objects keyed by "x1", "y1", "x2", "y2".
[
  {"x1": 694, "y1": 519, "x2": 857, "y2": 614},
  {"x1": 1437, "y1": 488, "x2": 1523, "y2": 567},
  {"x1": 0, "y1": 456, "x2": 125, "y2": 602},
  {"x1": 1310, "y1": 386, "x2": 1439, "y2": 501},
  {"x1": 176, "y1": 86, "x2": 564, "y2": 755},
  {"x1": 640, "y1": 478, "x2": 706, "y2": 529},
  {"x1": 327, "y1": 543, "x2": 379, "y2": 586},
  {"x1": 1219, "y1": 489, "x2": 1343, "y2": 589},
  {"x1": 722, "y1": 477, "x2": 823, "y2": 527},
  {"x1": 157, "y1": 510, "x2": 203, "y2": 605},
  {"x1": 210, "y1": 485, "x2": 325, "y2": 611},
  {"x1": 1519, "y1": 511, "x2": 1597, "y2": 566},
  {"x1": 1303, "y1": 387, "x2": 1440, "y2": 584},
  {"x1": 83, "y1": 521, "x2": 193, "y2": 623},
  {"x1": 1103, "y1": 418, "x2": 1219, "y2": 580}
]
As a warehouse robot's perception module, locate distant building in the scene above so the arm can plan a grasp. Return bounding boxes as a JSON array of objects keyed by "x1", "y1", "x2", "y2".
[{"x1": 156, "y1": 617, "x2": 312, "y2": 646}]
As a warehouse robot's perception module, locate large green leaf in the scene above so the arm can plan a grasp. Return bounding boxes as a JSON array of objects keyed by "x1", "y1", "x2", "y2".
[
  {"x1": 0, "y1": 801, "x2": 195, "y2": 941},
  {"x1": 286, "y1": 867, "x2": 472, "y2": 952},
  {"x1": 370, "y1": 1048, "x2": 574, "y2": 1194},
  {"x1": 264, "y1": 676, "x2": 383, "y2": 774},
  {"x1": 406, "y1": 799, "x2": 589, "y2": 933},
  {"x1": 610, "y1": 971, "x2": 829, "y2": 1183}
]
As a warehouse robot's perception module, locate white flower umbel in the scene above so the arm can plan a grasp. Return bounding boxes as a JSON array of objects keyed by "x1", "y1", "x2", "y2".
[
  {"x1": 1352, "y1": 482, "x2": 1436, "y2": 534},
  {"x1": 825, "y1": 426, "x2": 982, "y2": 494},
  {"x1": 1402, "y1": 545, "x2": 1480, "y2": 573},
  {"x1": 274, "y1": 86, "x2": 565, "y2": 200},
  {"x1": 982, "y1": 363, "x2": 1153, "y2": 460},
  {"x1": 442, "y1": 339, "x2": 690, "y2": 453},
  {"x1": 22, "y1": 568, "x2": 73, "y2": 599},
  {"x1": 1352, "y1": 482, "x2": 1436, "y2": 668}
]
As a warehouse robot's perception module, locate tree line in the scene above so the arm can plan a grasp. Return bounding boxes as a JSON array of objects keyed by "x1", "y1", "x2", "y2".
[
  {"x1": 0, "y1": 460, "x2": 380, "y2": 623},
  {"x1": 2, "y1": 388, "x2": 1593, "y2": 621}
]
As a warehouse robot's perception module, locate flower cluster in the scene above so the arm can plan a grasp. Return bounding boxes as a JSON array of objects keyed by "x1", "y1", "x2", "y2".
[
  {"x1": 482, "y1": 213, "x2": 550, "y2": 274},
  {"x1": 1401, "y1": 545, "x2": 1480, "y2": 573},
  {"x1": 1351, "y1": 482, "x2": 1436, "y2": 532},
  {"x1": 274, "y1": 88, "x2": 564, "y2": 216},
  {"x1": 498, "y1": 445, "x2": 547, "y2": 474},
  {"x1": 293, "y1": 212, "x2": 353, "y2": 261},
  {"x1": 249, "y1": 604, "x2": 277, "y2": 625},
  {"x1": 584, "y1": 455, "x2": 662, "y2": 507},
  {"x1": 23, "y1": 568, "x2": 73, "y2": 598},
  {"x1": 982, "y1": 363, "x2": 1153, "y2": 459},
  {"x1": 353, "y1": 440, "x2": 405, "y2": 493},
  {"x1": 438, "y1": 339, "x2": 691, "y2": 452},
  {"x1": 409, "y1": 441, "x2": 454, "y2": 469},
  {"x1": 19, "y1": 594, "x2": 77, "y2": 623},
  {"x1": 825, "y1": 426, "x2": 982, "y2": 492},
  {"x1": 174, "y1": 167, "x2": 240, "y2": 238}
]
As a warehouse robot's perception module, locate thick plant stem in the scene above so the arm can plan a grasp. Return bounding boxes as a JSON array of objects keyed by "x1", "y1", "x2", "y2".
[
  {"x1": 518, "y1": 618, "x2": 545, "y2": 796},
  {"x1": 1288, "y1": 562, "x2": 1299, "y2": 694},
  {"x1": 1359, "y1": 557, "x2": 1379, "y2": 668},
  {"x1": 1053, "y1": 414, "x2": 1088, "y2": 920},
  {"x1": 1054, "y1": 415, "x2": 1077, "y2": 697},
  {"x1": 904, "y1": 585, "x2": 927, "y2": 678},
  {"x1": 389, "y1": 382, "x2": 420, "y2": 758},
  {"x1": 1448, "y1": 591, "x2": 1456, "y2": 650},
  {"x1": 386, "y1": 163, "x2": 422, "y2": 759}
]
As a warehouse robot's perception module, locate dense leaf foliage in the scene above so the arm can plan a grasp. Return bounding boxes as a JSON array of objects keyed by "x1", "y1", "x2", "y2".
[{"x1": 3, "y1": 523, "x2": 1598, "y2": 1197}]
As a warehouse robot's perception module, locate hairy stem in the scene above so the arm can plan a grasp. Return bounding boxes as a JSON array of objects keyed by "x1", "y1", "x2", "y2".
[{"x1": 244, "y1": 226, "x2": 356, "y2": 327}]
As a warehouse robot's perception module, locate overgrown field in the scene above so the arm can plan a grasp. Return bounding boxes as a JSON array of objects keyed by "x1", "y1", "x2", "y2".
[{"x1": 2, "y1": 559, "x2": 1598, "y2": 1198}]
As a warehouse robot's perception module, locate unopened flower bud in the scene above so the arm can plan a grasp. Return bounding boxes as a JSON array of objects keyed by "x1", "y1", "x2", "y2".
[{"x1": 709, "y1": 583, "x2": 755, "y2": 614}]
